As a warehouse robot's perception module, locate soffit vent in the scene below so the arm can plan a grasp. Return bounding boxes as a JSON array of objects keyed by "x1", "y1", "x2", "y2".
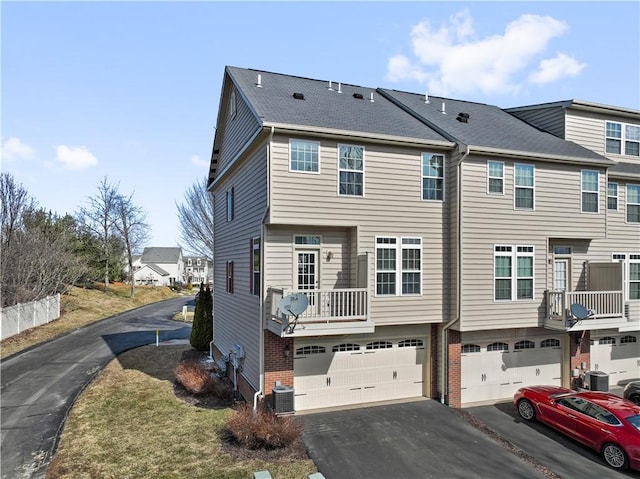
[{"x1": 293, "y1": 92, "x2": 305, "y2": 100}]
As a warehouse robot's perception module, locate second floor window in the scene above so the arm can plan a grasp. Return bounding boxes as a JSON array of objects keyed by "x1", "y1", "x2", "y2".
[
  {"x1": 250, "y1": 237, "x2": 260, "y2": 296},
  {"x1": 375, "y1": 237, "x2": 422, "y2": 296},
  {"x1": 494, "y1": 245, "x2": 534, "y2": 301},
  {"x1": 422, "y1": 153, "x2": 445, "y2": 201},
  {"x1": 487, "y1": 160, "x2": 504, "y2": 194},
  {"x1": 606, "y1": 121, "x2": 622, "y2": 154},
  {"x1": 608, "y1": 182, "x2": 618, "y2": 210},
  {"x1": 628, "y1": 184, "x2": 640, "y2": 223},
  {"x1": 581, "y1": 170, "x2": 599, "y2": 213},
  {"x1": 290, "y1": 139, "x2": 319, "y2": 173},
  {"x1": 606, "y1": 121, "x2": 640, "y2": 156},
  {"x1": 514, "y1": 164, "x2": 534, "y2": 209},
  {"x1": 338, "y1": 145, "x2": 364, "y2": 196}
]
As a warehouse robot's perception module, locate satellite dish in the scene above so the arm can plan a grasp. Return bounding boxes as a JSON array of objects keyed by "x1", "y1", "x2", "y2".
[
  {"x1": 570, "y1": 303, "x2": 590, "y2": 321},
  {"x1": 278, "y1": 293, "x2": 309, "y2": 334}
]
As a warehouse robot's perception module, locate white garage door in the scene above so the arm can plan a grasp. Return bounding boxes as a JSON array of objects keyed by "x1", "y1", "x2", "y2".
[
  {"x1": 591, "y1": 332, "x2": 640, "y2": 384},
  {"x1": 461, "y1": 337, "x2": 562, "y2": 405},
  {"x1": 294, "y1": 337, "x2": 426, "y2": 411}
]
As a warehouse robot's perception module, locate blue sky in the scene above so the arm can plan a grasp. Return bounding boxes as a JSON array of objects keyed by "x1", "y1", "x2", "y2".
[{"x1": 2, "y1": 1, "x2": 639, "y2": 251}]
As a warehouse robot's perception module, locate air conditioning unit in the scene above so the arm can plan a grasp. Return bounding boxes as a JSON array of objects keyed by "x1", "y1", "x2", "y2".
[{"x1": 272, "y1": 385, "x2": 295, "y2": 415}]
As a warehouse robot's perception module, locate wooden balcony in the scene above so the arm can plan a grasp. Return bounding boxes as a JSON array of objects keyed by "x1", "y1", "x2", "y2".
[
  {"x1": 545, "y1": 290, "x2": 638, "y2": 331},
  {"x1": 266, "y1": 287, "x2": 374, "y2": 337}
]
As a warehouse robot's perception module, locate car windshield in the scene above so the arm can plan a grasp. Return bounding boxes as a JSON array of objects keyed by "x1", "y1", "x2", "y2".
[{"x1": 626, "y1": 415, "x2": 640, "y2": 432}]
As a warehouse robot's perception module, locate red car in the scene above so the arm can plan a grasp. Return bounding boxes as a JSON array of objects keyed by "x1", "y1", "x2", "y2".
[{"x1": 514, "y1": 385, "x2": 640, "y2": 471}]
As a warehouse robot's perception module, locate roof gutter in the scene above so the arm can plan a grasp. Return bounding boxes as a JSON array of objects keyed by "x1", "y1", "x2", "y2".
[
  {"x1": 466, "y1": 145, "x2": 613, "y2": 167},
  {"x1": 441, "y1": 143, "x2": 470, "y2": 405}
]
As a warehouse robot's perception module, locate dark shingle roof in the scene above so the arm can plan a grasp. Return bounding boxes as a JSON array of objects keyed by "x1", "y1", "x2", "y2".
[
  {"x1": 141, "y1": 247, "x2": 182, "y2": 264},
  {"x1": 378, "y1": 89, "x2": 611, "y2": 163},
  {"x1": 226, "y1": 67, "x2": 451, "y2": 145},
  {"x1": 609, "y1": 161, "x2": 640, "y2": 179}
]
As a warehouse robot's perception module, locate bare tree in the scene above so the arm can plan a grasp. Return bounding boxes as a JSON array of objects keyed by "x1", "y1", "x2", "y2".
[
  {"x1": 176, "y1": 177, "x2": 214, "y2": 258},
  {"x1": 114, "y1": 192, "x2": 150, "y2": 298},
  {"x1": 77, "y1": 177, "x2": 120, "y2": 291},
  {"x1": 1, "y1": 173, "x2": 86, "y2": 306}
]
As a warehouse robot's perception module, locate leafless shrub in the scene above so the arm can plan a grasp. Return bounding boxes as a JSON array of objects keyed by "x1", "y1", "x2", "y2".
[{"x1": 226, "y1": 403, "x2": 303, "y2": 450}]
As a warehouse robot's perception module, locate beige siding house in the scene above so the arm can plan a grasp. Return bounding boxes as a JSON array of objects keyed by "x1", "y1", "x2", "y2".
[{"x1": 208, "y1": 67, "x2": 639, "y2": 412}]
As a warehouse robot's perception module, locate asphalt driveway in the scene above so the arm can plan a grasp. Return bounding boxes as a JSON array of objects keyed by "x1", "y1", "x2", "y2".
[
  {"x1": 302, "y1": 399, "x2": 547, "y2": 479},
  {"x1": 0, "y1": 296, "x2": 192, "y2": 479}
]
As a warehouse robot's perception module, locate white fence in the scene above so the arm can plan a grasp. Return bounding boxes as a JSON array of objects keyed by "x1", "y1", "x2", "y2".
[{"x1": 0, "y1": 294, "x2": 61, "y2": 340}]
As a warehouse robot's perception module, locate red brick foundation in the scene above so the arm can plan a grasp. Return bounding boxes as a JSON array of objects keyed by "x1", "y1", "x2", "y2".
[
  {"x1": 264, "y1": 332, "x2": 294, "y2": 407},
  {"x1": 446, "y1": 329, "x2": 462, "y2": 408}
]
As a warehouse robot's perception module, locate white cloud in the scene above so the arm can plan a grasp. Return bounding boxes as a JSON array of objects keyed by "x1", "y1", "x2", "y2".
[
  {"x1": 1, "y1": 137, "x2": 36, "y2": 162},
  {"x1": 55, "y1": 145, "x2": 98, "y2": 170},
  {"x1": 387, "y1": 10, "x2": 582, "y2": 97},
  {"x1": 529, "y1": 52, "x2": 586, "y2": 84},
  {"x1": 190, "y1": 154, "x2": 209, "y2": 168}
]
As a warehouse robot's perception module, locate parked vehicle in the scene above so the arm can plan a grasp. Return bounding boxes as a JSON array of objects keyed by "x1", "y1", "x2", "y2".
[
  {"x1": 514, "y1": 385, "x2": 640, "y2": 471},
  {"x1": 624, "y1": 381, "x2": 640, "y2": 405}
]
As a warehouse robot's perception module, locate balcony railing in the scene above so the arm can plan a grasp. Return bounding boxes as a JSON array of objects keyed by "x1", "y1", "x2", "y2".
[
  {"x1": 269, "y1": 287, "x2": 368, "y2": 323},
  {"x1": 547, "y1": 290, "x2": 624, "y2": 321}
]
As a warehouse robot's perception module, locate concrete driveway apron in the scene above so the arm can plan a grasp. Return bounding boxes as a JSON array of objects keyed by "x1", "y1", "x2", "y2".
[
  {"x1": 302, "y1": 399, "x2": 547, "y2": 479},
  {"x1": 1, "y1": 296, "x2": 192, "y2": 479}
]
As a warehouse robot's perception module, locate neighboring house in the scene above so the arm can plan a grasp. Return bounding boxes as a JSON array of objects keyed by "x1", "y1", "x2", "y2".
[
  {"x1": 132, "y1": 247, "x2": 185, "y2": 286},
  {"x1": 207, "y1": 66, "x2": 640, "y2": 412},
  {"x1": 184, "y1": 255, "x2": 213, "y2": 286}
]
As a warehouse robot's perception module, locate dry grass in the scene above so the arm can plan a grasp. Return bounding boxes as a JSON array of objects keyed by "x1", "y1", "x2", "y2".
[
  {"x1": 0, "y1": 283, "x2": 180, "y2": 359},
  {"x1": 47, "y1": 345, "x2": 317, "y2": 479}
]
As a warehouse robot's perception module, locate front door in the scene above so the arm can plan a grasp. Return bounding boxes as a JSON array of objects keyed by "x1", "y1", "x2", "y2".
[{"x1": 297, "y1": 250, "x2": 319, "y2": 307}]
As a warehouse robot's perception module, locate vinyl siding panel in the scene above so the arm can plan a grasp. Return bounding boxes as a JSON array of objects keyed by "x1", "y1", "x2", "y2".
[
  {"x1": 217, "y1": 86, "x2": 262, "y2": 173},
  {"x1": 509, "y1": 107, "x2": 566, "y2": 138},
  {"x1": 212, "y1": 145, "x2": 267, "y2": 389},
  {"x1": 565, "y1": 110, "x2": 607, "y2": 156},
  {"x1": 268, "y1": 134, "x2": 449, "y2": 325},
  {"x1": 459, "y1": 156, "x2": 608, "y2": 331}
]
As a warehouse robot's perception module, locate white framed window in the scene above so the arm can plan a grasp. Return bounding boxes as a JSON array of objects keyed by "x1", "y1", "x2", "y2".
[
  {"x1": 631, "y1": 255, "x2": 640, "y2": 300},
  {"x1": 422, "y1": 153, "x2": 445, "y2": 201},
  {"x1": 338, "y1": 144, "x2": 364, "y2": 196},
  {"x1": 226, "y1": 187, "x2": 234, "y2": 221},
  {"x1": 487, "y1": 160, "x2": 504, "y2": 195},
  {"x1": 627, "y1": 184, "x2": 640, "y2": 223},
  {"x1": 581, "y1": 170, "x2": 599, "y2": 213},
  {"x1": 230, "y1": 89, "x2": 237, "y2": 120},
  {"x1": 606, "y1": 121, "x2": 640, "y2": 156},
  {"x1": 494, "y1": 245, "x2": 534, "y2": 301},
  {"x1": 514, "y1": 164, "x2": 534, "y2": 209},
  {"x1": 294, "y1": 235, "x2": 321, "y2": 245},
  {"x1": 375, "y1": 236, "x2": 422, "y2": 296},
  {"x1": 626, "y1": 125, "x2": 640, "y2": 156},
  {"x1": 606, "y1": 121, "x2": 622, "y2": 154},
  {"x1": 250, "y1": 237, "x2": 260, "y2": 296},
  {"x1": 608, "y1": 182, "x2": 618, "y2": 210},
  {"x1": 290, "y1": 139, "x2": 319, "y2": 173}
]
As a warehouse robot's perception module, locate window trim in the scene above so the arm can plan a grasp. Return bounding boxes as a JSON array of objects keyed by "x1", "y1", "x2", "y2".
[
  {"x1": 627, "y1": 184, "x2": 640, "y2": 224},
  {"x1": 494, "y1": 244, "x2": 535, "y2": 302},
  {"x1": 250, "y1": 237, "x2": 260, "y2": 296},
  {"x1": 289, "y1": 139, "x2": 320, "y2": 174},
  {"x1": 608, "y1": 120, "x2": 640, "y2": 156},
  {"x1": 422, "y1": 152, "x2": 446, "y2": 201},
  {"x1": 337, "y1": 144, "x2": 365, "y2": 197},
  {"x1": 226, "y1": 261, "x2": 234, "y2": 294},
  {"x1": 226, "y1": 187, "x2": 235, "y2": 221},
  {"x1": 581, "y1": 169, "x2": 599, "y2": 214},
  {"x1": 607, "y1": 182, "x2": 618, "y2": 211},
  {"x1": 514, "y1": 163, "x2": 535, "y2": 210},
  {"x1": 487, "y1": 160, "x2": 504, "y2": 195},
  {"x1": 605, "y1": 121, "x2": 622, "y2": 155},
  {"x1": 375, "y1": 236, "x2": 422, "y2": 297}
]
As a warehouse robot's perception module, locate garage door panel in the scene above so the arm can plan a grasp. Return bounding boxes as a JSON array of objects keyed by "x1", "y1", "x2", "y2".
[
  {"x1": 294, "y1": 337, "x2": 426, "y2": 411},
  {"x1": 591, "y1": 334, "x2": 640, "y2": 383}
]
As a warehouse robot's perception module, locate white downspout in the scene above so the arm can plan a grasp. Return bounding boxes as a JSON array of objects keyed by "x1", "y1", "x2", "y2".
[
  {"x1": 254, "y1": 126, "x2": 275, "y2": 412},
  {"x1": 441, "y1": 144, "x2": 470, "y2": 404}
]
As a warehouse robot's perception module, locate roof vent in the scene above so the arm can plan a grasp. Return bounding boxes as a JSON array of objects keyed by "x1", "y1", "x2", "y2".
[
  {"x1": 456, "y1": 112, "x2": 470, "y2": 123},
  {"x1": 370, "y1": 92, "x2": 374, "y2": 103},
  {"x1": 292, "y1": 92, "x2": 305, "y2": 100},
  {"x1": 328, "y1": 80, "x2": 334, "y2": 91},
  {"x1": 353, "y1": 93, "x2": 364, "y2": 100},
  {"x1": 256, "y1": 74, "x2": 262, "y2": 88},
  {"x1": 441, "y1": 102, "x2": 446, "y2": 114},
  {"x1": 425, "y1": 92, "x2": 430, "y2": 104},
  {"x1": 337, "y1": 82, "x2": 342, "y2": 94}
]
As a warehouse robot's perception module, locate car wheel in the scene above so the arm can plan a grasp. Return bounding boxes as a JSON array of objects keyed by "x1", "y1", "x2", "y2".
[
  {"x1": 628, "y1": 394, "x2": 640, "y2": 405},
  {"x1": 602, "y1": 443, "x2": 628, "y2": 470},
  {"x1": 517, "y1": 399, "x2": 536, "y2": 421}
]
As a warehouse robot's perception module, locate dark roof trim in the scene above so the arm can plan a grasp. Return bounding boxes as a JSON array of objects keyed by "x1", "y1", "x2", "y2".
[{"x1": 468, "y1": 145, "x2": 615, "y2": 167}]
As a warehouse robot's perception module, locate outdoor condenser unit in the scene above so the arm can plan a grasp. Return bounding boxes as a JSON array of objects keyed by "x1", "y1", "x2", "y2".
[{"x1": 272, "y1": 385, "x2": 295, "y2": 415}]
